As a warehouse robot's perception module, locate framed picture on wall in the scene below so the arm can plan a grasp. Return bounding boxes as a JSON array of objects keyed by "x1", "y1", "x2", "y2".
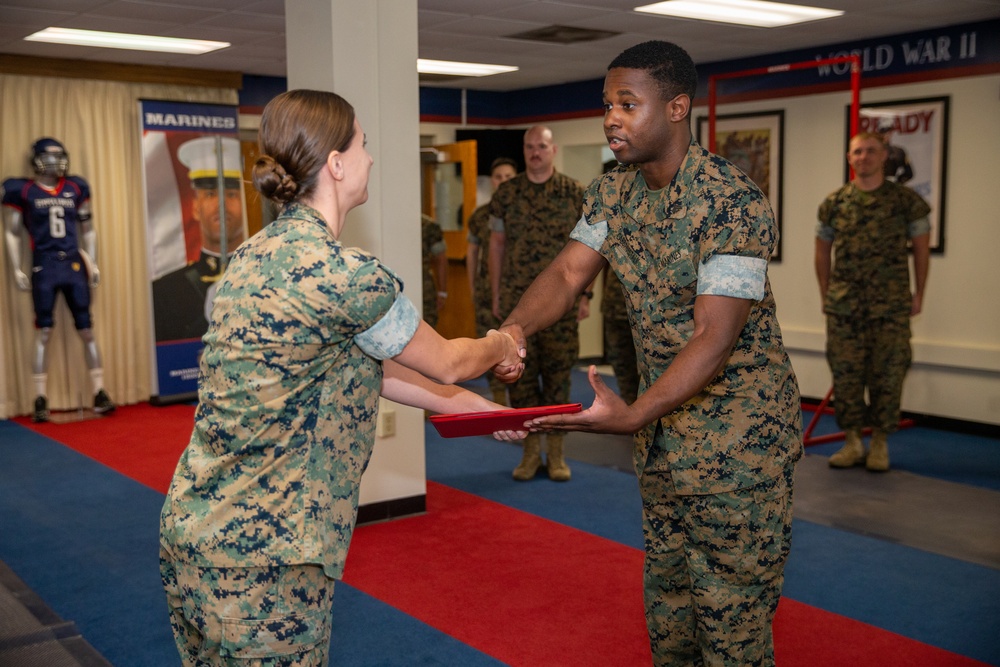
[
  {"x1": 845, "y1": 96, "x2": 949, "y2": 253},
  {"x1": 697, "y1": 110, "x2": 784, "y2": 261}
]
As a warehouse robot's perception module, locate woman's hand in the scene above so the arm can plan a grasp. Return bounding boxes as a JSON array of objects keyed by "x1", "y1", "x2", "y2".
[
  {"x1": 487, "y1": 328, "x2": 524, "y2": 382},
  {"x1": 491, "y1": 428, "x2": 527, "y2": 442}
]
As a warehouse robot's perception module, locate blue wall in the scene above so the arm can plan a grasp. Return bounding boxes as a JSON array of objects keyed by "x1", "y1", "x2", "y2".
[{"x1": 240, "y1": 19, "x2": 1000, "y2": 124}]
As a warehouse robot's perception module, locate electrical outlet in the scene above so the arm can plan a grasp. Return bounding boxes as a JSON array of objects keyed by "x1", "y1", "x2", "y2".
[{"x1": 376, "y1": 407, "x2": 396, "y2": 438}]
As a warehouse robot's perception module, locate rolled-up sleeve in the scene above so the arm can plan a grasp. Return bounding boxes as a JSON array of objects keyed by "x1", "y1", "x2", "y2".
[
  {"x1": 354, "y1": 294, "x2": 421, "y2": 359},
  {"x1": 569, "y1": 214, "x2": 607, "y2": 252},
  {"x1": 697, "y1": 255, "x2": 767, "y2": 301}
]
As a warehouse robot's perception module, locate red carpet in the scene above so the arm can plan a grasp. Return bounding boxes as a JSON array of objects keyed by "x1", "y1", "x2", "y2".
[
  {"x1": 16, "y1": 402, "x2": 991, "y2": 666},
  {"x1": 344, "y1": 481, "x2": 652, "y2": 666},
  {"x1": 773, "y1": 599, "x2": 987, "y2": 666}
]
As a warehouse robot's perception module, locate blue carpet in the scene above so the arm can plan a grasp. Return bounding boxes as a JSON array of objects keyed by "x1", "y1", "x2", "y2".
[
  {"x1": 428, "y1": 423, "x2": 1000, "y2": 664},
  {"x1": 3, "y1": 379, "x2": 999, "y2": 666},
  {"x1": 0, "y1": 420, "x2": 175, "y2": 667},
  {"x1": 329, "y1": 585, "x2": 504, "y2": 666},
  {"x1": 0, "y1": 420, "x2": 502, "y2": 667},
  {"x1": 426, "y1": 422, "x2": 644, "y2": 549},
  {"x1": 786, "y1": 519, "x2": 1000, "y2": 663},
  {"x1": 804, "y1": 410, "x2": 1000, "y2": 491}
]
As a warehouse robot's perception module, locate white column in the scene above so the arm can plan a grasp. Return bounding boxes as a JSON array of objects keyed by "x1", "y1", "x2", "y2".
[{"x1": 285, "y1": 0, "x2": 426, "y2": 508}]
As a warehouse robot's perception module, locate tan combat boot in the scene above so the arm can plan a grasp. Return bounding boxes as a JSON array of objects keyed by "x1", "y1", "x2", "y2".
[
  {"x1": 866, "y1": 429, "x2": 890, "y2": 472},
  {"x1": 512, "y1": 434, "x2": 543, "y2": 481},
  {"x1": 828, "y1": 428, "x2": 866, "y2": 468},
  {"x1": 546, "y1": 434, "x2": 571, "y2": 482}
]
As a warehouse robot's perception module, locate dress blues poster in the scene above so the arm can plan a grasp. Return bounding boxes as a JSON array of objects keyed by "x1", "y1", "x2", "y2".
[{"x1": 139, "y1": 100, "x2": 246, "y2": 403}]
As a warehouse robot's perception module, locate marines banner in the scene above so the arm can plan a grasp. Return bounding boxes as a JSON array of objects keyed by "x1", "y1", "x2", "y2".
[{"x1": 139, "y1": 100, "x2": 247, "y2": 403}]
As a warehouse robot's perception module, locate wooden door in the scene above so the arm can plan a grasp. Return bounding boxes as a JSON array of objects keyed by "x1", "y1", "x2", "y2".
[
  {"x1": 421, "y1": 140, "x2": 478, "y2": 340},
  {"x1": 241, "y1": 139, "x2": 265, "y2": 238}
]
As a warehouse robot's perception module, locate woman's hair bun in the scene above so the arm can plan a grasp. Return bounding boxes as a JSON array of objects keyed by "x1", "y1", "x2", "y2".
[{"x1": 253, "y1": 154, "x2": 299, "y2": 205}]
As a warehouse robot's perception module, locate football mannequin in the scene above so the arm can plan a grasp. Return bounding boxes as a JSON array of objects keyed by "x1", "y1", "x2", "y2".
[{"x1": 3, "y1": 138, "x2": 115, "y2": 421}]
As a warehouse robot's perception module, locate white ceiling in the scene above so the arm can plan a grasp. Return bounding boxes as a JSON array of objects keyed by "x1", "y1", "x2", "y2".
[{"x1": 1, "y1": 0, "x2": 999, "y2": 91}]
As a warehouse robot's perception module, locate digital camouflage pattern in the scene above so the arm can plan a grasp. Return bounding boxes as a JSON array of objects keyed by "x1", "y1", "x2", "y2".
[
  {"x1": 601, "y1": 270, "x2": 639, "y2": 403},
  {"x1": 160, "y1": 202, "x2": 419, "y2": 580},
  {"x1": 507, "y1": 317, "x2": 579, "y2": 409},
  {"x1": 574, "y1": 142, "x2": 802, "y2": 495},
  {"x1": 572, "y1": 141, "x2": 801, "y2": 664},
  {"x1": 467, "y1": 203, "x2": 506, "y2": 397},
  {"x1": 421, "y1": 214, "x2": 446, "y2": 326},
  {"x1": 160, "y1": 202, "x2": 420, "y2": 661},
  {"x1": 161, "y1": 545, "x2": 335, "y2": 664},
  {"x1": 466, "y1": 203, "x2": 495, "y2": 331},
  {"x1": 817, "y1": 180, "x2": 930, "y2": 432},
  {"x1": 826, "y1": 311, "x2": 911, "y2": 432},
  {"x1": 817, "y1": 180, "x2": 930, "y2": 318},
  {"x1": 489, "y1": 171, "x2": 584, "y2": 316},
  {"x1": 490, "y1": 171, "x2": 584, "y2": 408},
  {"x1": 640, "y1": 461, "x2": 793, "y2": 664}
]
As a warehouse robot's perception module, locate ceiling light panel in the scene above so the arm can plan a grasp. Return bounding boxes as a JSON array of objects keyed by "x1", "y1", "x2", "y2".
[
  {"x1": 417, "y1": 59, "x2": 518, "y2": 77},
  {"x1": 25, "y1": 28, "x2": 230, "y2": 55},
  {"x1": 634, "y1": 0, "x2": 844, "y2": 28}
]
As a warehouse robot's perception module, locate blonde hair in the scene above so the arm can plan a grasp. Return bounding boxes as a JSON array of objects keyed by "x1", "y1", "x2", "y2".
[{"x1": 851, "y1": 131, "x2": 886, "y2": 145}]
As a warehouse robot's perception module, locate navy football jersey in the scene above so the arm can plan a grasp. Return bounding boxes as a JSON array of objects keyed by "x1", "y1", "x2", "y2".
[{"x1": 1, "y1": 176, "x2": 91, "y2": 258}]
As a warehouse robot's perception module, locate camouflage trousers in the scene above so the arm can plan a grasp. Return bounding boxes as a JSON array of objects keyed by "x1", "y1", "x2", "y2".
[
  {"x1": 639, "y1": 460, "x2": 794, "y2": 666},
  {"x1": 160, "y1": 544, "x2": 336, "y2": 666},
  {"x1": 508, "y1": 314, "x2": 578, "y2": 409},
  {"x1": 474, "y1": 302, "x2": 508, "y2": 398},
  {"x1": 603, "y1": 313, "x2": 639, "y2": 404},
  {"x1": 826, "y1": 312, "x2": 911, "y2": 432}
]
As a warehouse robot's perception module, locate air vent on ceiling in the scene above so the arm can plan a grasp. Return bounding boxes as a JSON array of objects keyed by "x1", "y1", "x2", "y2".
[{"x1": 506, "y1": 25, "x2": 620, "y2": 44}]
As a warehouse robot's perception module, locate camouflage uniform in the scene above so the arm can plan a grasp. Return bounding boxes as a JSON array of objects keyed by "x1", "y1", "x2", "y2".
[
  {"x1": 467, "y1": 203, "x2": 506, "y2": 399},
  {"x1": 490, "y1": 171, "x2": 584, "y2": 408},
  {"x1": 159, "y1": 202, "x2": 421, "y2": 664},
  {"x1": 571, "y1": 141, "x2": 802, "y2": 665},
  {"x1": 421, "y1": 214, "x2": 446, "y2": 327},
  {"x1": 817, "y1": 181, "x2": 930, "y2": 433},
  {"x1": 601, "y1": 269, "x2": 639, "y2": 403}
]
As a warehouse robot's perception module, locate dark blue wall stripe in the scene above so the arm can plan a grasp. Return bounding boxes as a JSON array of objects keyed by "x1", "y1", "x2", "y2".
[{"x1": 240, "y1": 19, "x2": 1000, "y2": 125}]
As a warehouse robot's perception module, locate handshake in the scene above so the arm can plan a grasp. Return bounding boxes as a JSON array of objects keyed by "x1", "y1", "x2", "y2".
[{"x1": 486, "y1": 326, "x2": 525, "y2": 383}]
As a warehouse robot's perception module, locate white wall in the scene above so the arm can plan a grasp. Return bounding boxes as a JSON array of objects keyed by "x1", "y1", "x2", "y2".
[
  {"x1": 286, "y1": 0, "x2": 427, "y2": 508},
  {"x1": 422, "y1": 72, "x2": 1000, "y2": 426}
]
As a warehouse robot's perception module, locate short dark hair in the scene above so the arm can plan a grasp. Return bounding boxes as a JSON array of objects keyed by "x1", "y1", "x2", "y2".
[
  {"x1": 490, "y1": 157, "x2": 517, "y2": 173},
  {"x1": 608, "y1": 41, "x2": 698, "y2": 102}
]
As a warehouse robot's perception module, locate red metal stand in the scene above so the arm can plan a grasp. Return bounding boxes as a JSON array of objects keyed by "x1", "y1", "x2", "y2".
[
  {"x1": 708, "y1": 55, "x2": 862, "y2": 154},
  {"x1": 802, "y1": 387, "x2": 915, "y2": 447}
]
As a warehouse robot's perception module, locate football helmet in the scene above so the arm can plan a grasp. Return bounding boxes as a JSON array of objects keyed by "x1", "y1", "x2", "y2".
[{"x1": 31, "y1": 137, "x2": 69, "y2": 177}]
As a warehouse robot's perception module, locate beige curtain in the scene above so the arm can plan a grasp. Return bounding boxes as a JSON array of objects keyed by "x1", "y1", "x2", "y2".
[{"x1": 0, "y1": 75, "x2": 238, "y2": 419}]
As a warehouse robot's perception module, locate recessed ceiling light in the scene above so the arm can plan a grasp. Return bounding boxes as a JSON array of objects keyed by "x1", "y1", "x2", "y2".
[
  {"x1": 417, "y1": 59, "x2": 518, "y2": 78},
  {"x1": 634, "y1": 0, "x2": 843, "y2": 28},
  {"x1": 25, "y1": 27, "x2": 229, "y2": 55}
]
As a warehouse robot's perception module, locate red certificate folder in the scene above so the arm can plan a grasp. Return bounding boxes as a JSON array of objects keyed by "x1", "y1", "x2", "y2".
[{"x1": 429, "y1": 403, "x2": 583, "y2": 438}]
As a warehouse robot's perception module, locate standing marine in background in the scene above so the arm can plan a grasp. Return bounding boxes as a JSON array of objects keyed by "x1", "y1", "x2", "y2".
[
  {"x1": 489, "y1": 126, "x2": 586, "y2": 482},
  {"x1": 466, "y1": 156, "x2": 518, "y2": 405},
  {"x1": 3, "y1": 138, "x2": 115, "y2": 421},
  {"x1": 816, "y1": 131, "x2": 931, "y2": 471},
  {"x1": 420, "y1": 213, "x2": 447, "y2": 328}
]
